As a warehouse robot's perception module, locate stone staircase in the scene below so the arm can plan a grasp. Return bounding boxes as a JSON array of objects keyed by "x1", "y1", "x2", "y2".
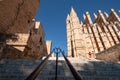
[
  {"x1": 69, "y1": 58, "x2": 120, "y2": 80},
  {"x1": 0, "y1": 59, "x2": 41, "y2": 80},
  {"x1": 36, "y1": 58, "x2": 74, "y2": 80},
  {"x1": 0, "y1": 57, "x2": 120, "y2": 80}
]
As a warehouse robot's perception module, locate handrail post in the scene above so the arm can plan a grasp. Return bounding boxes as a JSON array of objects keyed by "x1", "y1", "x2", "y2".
[
  {"x1": 61, "y1": 51, "x2": 83, "y2": 80},
  {"x1": 53, "y1": 48, "x2": 61, "y2": 80}
]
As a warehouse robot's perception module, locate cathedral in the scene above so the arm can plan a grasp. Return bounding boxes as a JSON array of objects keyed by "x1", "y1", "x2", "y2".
[{"x1": 66, "y1": 8, "x2": 120, "y2": 57}]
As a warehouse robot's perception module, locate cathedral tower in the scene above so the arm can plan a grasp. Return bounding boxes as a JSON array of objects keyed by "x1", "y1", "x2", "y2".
[{"x1": 66, "y1": 8, "x2": 86, "y2": 57}]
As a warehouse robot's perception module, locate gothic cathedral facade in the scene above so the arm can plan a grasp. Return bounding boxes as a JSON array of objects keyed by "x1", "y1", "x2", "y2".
[{"x1": 66, "y1": 8, "x2": 120, "y2": 57}]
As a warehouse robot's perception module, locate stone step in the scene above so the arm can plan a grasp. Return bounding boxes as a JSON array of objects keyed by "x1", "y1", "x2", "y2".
[
  {"x1": 79, "y1": 70, "x2": 120, "y2": 77},
  {"x1": 0, "y1": 58, "x2": 120, "y2": 80},
  {"x1": 37, "y1": 60, "x2": 74, "y2": 79},
  {"x1": 0, "y1": 59, "x2": 41, "y2": 80},
  {"x1": 72, "y1": 61, "x2": 120, "y2": 71},
  {"x1": 36, "y1": 76, "x2": 75, "y2": 80},
  {"x1": 82, "y1": 76, "x2": 120, "y2": 80}
]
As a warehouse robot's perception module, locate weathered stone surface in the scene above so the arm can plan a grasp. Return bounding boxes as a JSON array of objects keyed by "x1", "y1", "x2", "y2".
[
  {"x1": 96, "y1": 43, "x2": 120, "y2": 62},
  {"x1": 0, "y1": 45, "x2": 24, "y2": 59},
  {"x1": 0, "y1": 21, "x2": 48, "y2": 59},
  {"x1": 23, "y1": 22, "x2": 47, "y2": 59},
  {"x1": 0, "y1": 0, "x2": 48, "y2": 59},
  {"x1": 0, "y1": 0, "x2": 40, "y2": 33}
]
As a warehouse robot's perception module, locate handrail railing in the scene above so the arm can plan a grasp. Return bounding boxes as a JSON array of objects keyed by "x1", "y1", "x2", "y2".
[
  {"x1": 25, "y1": 48, "x2": 83, "y2": 80},
  {"x1": 61, "y1": 51, "x2": 83, "y2": 80},
  {"x1": 25, "y1": 51, "x2": 53, "y2": 80},
  {"x1": 55, "y1": 49, "x2": 59, "y2": 80}
]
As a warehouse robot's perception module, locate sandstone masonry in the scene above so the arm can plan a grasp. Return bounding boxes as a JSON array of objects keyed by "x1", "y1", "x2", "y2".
[
  {"x1": 66, "y1": 8, "x2": 120, "y2": 60},
  {"x1": 0, "y1": 21, "x2": 48, "y2": 59},
  {"x1": 0, "y1": 0, "x2": 40, "y2": 34}
]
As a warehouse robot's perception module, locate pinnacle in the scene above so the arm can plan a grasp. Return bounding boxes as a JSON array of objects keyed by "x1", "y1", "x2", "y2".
[
  {"x1": 66, "y1": 14, "x2": 70, "y2": 20},
  {"x1": 70, "y1": 7, "x2": 77, "y2": 16}
]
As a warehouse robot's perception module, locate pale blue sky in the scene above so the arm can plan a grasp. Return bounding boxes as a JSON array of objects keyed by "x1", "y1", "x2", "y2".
[{"x1": 35, "y1": 0, "x2": 120, "y2": 55}]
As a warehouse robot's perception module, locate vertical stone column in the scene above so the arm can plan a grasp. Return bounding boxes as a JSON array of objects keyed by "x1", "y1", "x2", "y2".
[
  {"x1": 113, "y1": 22, "x2": 120, "y2": 38},
  {"x1": 95, "y1": 24, "x2": 106, "y2": 50},
  {"x1": 84, "y1": 25, "x2": 95, "y2": 54},
  {"x1": 110, "y1": 22, "x2": 120, "y2": 43},
  {"x1": 97, "y1": 24, "x2": 111, "y2": 49},
  {"x1": 98, "y1": 10, "x2": 117, "y2": 45},
  {"x1": 87, "y1": 24, "x2": 98, "y2": 53},
  {"x1": 85, "y1": 12, "x2": 100, "y2": 52},
  {"x1": 102, "y1": 23, "x2": 114, "y2": 46},
  {"x1": 66, "y1": 14, "x2": 72, "y2": 57}
]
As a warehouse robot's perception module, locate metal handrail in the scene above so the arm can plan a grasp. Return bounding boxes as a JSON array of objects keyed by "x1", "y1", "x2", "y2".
[
  {"x1": 55, "y1": 51, "x2": 58, "y2": 80},
  {"x1": 53, "y1": 48, "x2": 61, "y2": 80},
  {"x1": 61, "y1": 51, "x2": 83, "y2": 80},
  {"x1": 25, "y1": 51, "x2": 53, "y2": 80},
  {"x1": 25, "y1": 48, "x2": 83, "y2": 80}
]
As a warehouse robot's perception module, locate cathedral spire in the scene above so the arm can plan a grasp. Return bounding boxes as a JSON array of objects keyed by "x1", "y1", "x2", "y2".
[
  {"x1": 66, "y1": 14, "x2": 70, "y2": 24},
  {"x1": 66, "y1": 14, "x2": 70, "y2": 20},
  {"x1": 70, "y1": 7, "x2": 77, "y2": 17},
  {"x1": 94, "y1": 13, "x2": 97, "y2": 19},
  {"x1": 104, "y1": 12, "x2": 109, "y2": 18},
  {"x1": 69, "y1": 7, "x2": 80, "y2": 24}
]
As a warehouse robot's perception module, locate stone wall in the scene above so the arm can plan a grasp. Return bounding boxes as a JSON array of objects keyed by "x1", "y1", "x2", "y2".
[
  {"x1": 0, "y1": 45, "x2": 24, "y2": 59},
  {"x1": 23, "y1": 22, "x2": 47, "y2": 59},
  {"x1": 0, "y1": 0, "x2": 40, "y2": 33},
  {"x1": 96, "y1": 43, "x2": 120, "y2": 62},
  {"x1": 0, "y1": 21, "x2": 47, "y2": 59},
  {"x1": 0, "y1": 0, "x2": 48, "y2": 59}
]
